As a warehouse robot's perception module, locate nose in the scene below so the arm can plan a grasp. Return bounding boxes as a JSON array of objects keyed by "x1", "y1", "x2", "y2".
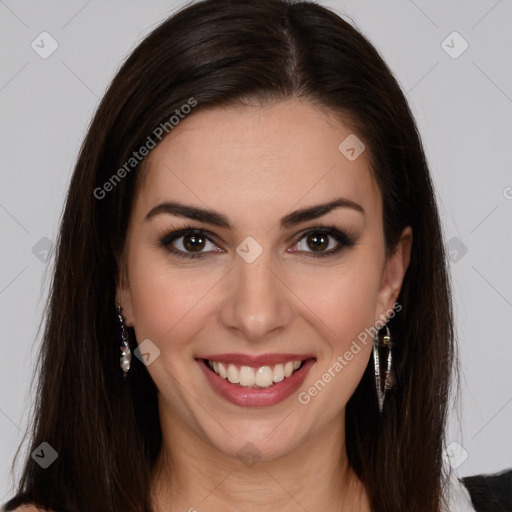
[{"x1": 219, "y1": 249, "x2": 294, "y2": 343}]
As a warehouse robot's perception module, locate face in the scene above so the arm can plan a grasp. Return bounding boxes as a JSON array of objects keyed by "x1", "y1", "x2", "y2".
[{"x1": 117, "y1": 98, "x2": 411, "y2": 463}]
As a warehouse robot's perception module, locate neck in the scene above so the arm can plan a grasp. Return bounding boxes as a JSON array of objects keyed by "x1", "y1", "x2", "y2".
[{"x1": 150, "y1": 403, "x2": 370, "y2": 511}]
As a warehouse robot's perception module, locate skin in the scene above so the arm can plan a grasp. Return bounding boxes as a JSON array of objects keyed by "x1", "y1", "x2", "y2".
[{"x1": 116, "y1": 98, "x2": 412, "y2": 512}]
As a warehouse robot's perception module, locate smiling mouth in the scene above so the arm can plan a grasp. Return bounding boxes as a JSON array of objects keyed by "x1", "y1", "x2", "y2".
[{"x1": 203, "y1": 358, "x2": 308, "y2": 389}]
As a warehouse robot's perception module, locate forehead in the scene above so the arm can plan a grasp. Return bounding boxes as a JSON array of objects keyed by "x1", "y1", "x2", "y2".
[{"x1": 135, "y1": 99, "x2": 381, "y2": 226}]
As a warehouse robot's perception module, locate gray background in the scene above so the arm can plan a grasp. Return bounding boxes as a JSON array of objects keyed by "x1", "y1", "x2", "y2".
[{"x1": 1, "y1": 0, "x2": 511, "y2": 503}]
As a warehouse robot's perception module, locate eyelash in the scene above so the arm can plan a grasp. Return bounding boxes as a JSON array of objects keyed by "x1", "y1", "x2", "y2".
[{"x1": 159, "y1": 224, "x2": 356, "y2": 260}]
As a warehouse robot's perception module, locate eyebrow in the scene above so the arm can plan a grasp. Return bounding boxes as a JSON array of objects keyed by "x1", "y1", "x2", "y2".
[{"x1": 145, "y1": 197, "x2": 364, "y2": 229}]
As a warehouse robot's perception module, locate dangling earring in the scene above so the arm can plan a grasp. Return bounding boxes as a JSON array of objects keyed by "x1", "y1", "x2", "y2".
[
  {"x1": 117, "y1": 302, "x2": 131, "y2": 378},
  {"x1": 372, "y1": 324, "x2": 394, "y2": 413}
]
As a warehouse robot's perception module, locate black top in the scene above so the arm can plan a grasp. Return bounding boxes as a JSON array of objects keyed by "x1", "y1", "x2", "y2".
[{"x1": 463, "y1": 468, "x2": 512, "y2": 512}]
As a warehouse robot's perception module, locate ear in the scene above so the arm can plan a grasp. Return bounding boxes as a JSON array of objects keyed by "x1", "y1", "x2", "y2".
[
  {"x1": 375, "y1": 226, "x2": 412, "y2": 322},
  {"x1": 115, "y1": 253, "x2": 135, "y2": 327}
]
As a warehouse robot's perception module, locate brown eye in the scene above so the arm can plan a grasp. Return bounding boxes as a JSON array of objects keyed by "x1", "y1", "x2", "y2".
[
  {"x1": 306, "y1": 233, "x2": 329, "y2": 252},
  {"x1": 291, "y1": 227, "x2": 356, "y2": 258},
  {"x1": 160, "y1": 228, "x2": 223, "y2": 259},
  {"x1": 182, "y1": 234, "x2": 206, "y2": 252}
]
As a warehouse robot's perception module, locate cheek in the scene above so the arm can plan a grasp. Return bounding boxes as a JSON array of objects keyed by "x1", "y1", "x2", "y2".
[
  {"x1": 295, "y1": 267, "x2": 379, "y2": 413},
  {"x1": 126, "y1": 248, "x2": 220, "y2": 354},
  {"x1": 296, "y1": 256, "x2": 382, "y2": 348}
]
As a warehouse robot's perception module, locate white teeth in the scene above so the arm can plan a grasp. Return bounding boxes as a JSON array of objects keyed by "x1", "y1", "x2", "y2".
[
  {"x1": 273, "y1": 363, "x2": 284, "y2": 383},
  {"x1": 227, "y1": 364, "x2": 240, "y2": 383},
  {"x1": 207, "y1": 359, "x2": 304, "y2": 388},
  {"x1": 239, "y1": 366, "x2": 255, "y2": 386},
  {"x1": 284, "y1": 362, "x2": 294, "y2": 378},
  {"x1": 218, "y1": 362, "x2": 227, "y2": 379},
  {"x1": 255, "y1": 366, "x2": 274, "y2": 387}
]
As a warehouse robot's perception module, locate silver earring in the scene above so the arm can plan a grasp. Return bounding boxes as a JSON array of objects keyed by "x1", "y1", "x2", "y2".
[
  {"x1": 117, "y1": 303, "x2": 131, "y2": 377},
  {"x1": 372, "y1": 324, "x2": 394, "y2": 413}
]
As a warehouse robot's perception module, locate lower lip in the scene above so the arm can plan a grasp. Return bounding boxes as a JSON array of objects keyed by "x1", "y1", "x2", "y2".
[{"x1": 197, "y1": 358, "x2": 315, "y2": 407}]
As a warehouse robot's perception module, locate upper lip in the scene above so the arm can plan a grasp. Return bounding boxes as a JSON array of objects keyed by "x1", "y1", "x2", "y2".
[{"x1": 197, "y1": 353, "x2": 316, "y2": 367}]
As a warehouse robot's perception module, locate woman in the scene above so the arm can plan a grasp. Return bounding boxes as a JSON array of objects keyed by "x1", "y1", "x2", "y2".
[{"x1": 3, "y1": 0, "x2": 476, "y2": 510}]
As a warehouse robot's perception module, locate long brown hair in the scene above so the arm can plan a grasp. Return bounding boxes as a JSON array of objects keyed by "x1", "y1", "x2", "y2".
[{"x1": 4, "y1": 1, "x2": 455, "y2": 511}]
